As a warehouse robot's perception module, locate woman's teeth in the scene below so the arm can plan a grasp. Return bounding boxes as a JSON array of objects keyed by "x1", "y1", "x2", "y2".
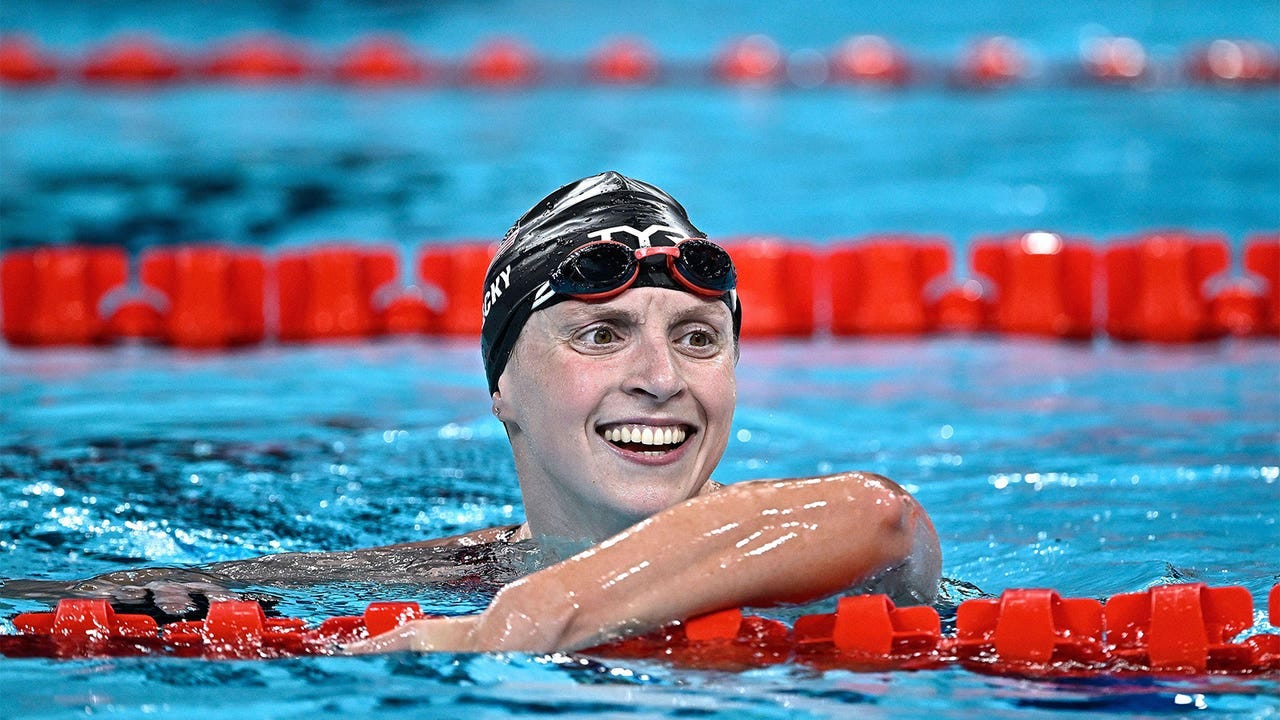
[{"x1": 603, "y1": 425, "x2": 687, "y2": 448}]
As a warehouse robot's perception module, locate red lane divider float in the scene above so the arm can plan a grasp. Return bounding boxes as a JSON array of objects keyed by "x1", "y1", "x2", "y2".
[
  {"x1": 80, "y1": 36, "x2": 184, "y2": 84},
  {"x1": 727, "y1": 238, "x2": 817, "y2": 337},
  {"x1": 0, "y1": 35, "x2": 59, "y2": 83},
  {"x1": 829, "y1": 236, "x2": 951, "y2": 335},
  {"x1": 136, "y1": 245, "x2": 266, "y2": 347},
  {"x1": 198, "y1": 34, "x2": 313, "y2": 83},
  {"x1": 276, "y1": 245, "x2": 400, "y2": 341},
  {"x1": 715, "y1": 35, "x2": 784, "y2": 85},
  {"x1": 3, "y1": 33, "x2": 1277, "y2": 88},
  {"x1": 1, "y1": 246, "x2": 127, "y2": 345},
  {"x1": 2, "y1": 232, "x2": 1277, "y2": 347},
  {"x1": 3, "y1": 582, "x2": 1277, "y2": 674},
  {"x1": 830, "y1": 35, "x2": 913, "y2": 86},
  {"x1": 592, "y1": 606, "x2": 793, "y2": 669},
  {"x1": 972, "y1": 232, "x2": 1094, "y2": 339},
  {"x1": 419, "y1": 242, "x2": 494, "y2": 335},
  {"x1": 958, "y1": 36, "x2": 1028, "y2": 87},
  {"x1": 1, "y1": 598, "x2": 427, "y2": 660},
  {"x1": 466, "y1": 37, "x2": 539, "y2": 87},
  {"x1": 1245, "y1": 233, "x2": 1280, "y2": 336},
  {"x1": 1105, "y1": 584, "x2": 1255, "y2": 673},
  {"x1": 793, "y1": 594, "x2": 943, "y2": 670},
  {"x1": 588, "y1": 38, "x2": 659, "y2": 85},
  {"x1": 955, "y1": 588, "x2": 1105, "y2": 672},
  {"x1": 933, "y1": 281, "x2": 991, "y2": 333},
  {"x1": 333, "y1": 35, "x2": 434, "y2": 85},
  {"x1": 1104, "y1": 230, "x2": 1232, "y2": 343}
]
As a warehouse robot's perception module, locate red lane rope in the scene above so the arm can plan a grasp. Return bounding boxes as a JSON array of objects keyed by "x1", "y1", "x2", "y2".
[
  {"x1": 1, "y1": 33, "x2": 1278, "y2": 88},
  {"x1": 2, "y1": 231, "x2": 1277, "y2": 347},
  {"x1": 3, "y1": 582, "x2": 1277, "y2": 674}
]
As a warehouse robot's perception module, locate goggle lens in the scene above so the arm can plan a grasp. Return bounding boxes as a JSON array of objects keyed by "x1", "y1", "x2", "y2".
[
  {"x1": 672, "y1": 239, "x2": 736, "y2": 292},
  {"x1": 552, "y1": 241, "x2": 636, "y2": 295}
]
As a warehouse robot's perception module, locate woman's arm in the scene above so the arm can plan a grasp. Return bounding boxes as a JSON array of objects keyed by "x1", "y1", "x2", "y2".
[
  {"x1": 0, "y1": 525, "x2": 523, "y2": 618},
  {"x1": 345, "y1": 471, "x2": 940, "y2": 654}
]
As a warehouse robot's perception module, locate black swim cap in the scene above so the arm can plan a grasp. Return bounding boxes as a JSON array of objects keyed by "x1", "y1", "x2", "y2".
[{"x1": 480, "y1": 172, "x2": 742, "y2": 394}]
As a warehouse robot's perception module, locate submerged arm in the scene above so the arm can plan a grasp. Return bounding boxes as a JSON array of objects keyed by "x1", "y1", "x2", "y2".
[
  {"x1": 1, "y1": 526, "x2": 519, "y2": 618},
  {"x1": 347, "y1": 471, "x2": 941, "y2": 654}
]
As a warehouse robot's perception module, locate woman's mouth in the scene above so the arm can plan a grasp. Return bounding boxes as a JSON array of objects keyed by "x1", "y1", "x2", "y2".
[{"x1": 598, "y1": 423, "x2": 692, "y2": 455}]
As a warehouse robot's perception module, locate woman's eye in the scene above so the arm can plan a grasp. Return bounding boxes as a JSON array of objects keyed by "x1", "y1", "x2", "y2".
[
  {"x1": 570, "y1": 323, "x2": 626, "y2": 353},
  {"x1": 678, "y1": 329, "x2": 721, "y2": 354}
]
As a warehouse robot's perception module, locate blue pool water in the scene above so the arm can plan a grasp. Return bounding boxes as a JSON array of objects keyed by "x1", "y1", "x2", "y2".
[
  {"x1": 1, "y1": 340, "x2": 1278, "y2": 718},
  {"x1": 2, "y1": 0, "x2": 1279, "y2": 718}
]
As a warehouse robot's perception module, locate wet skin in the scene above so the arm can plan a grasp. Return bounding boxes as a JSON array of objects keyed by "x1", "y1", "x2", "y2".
[{"x1": 345, "y1": 472, "x2": 939, "y2": 654}]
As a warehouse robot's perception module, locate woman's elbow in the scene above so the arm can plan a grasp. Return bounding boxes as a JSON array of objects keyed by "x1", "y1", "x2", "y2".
[{"x1": 860, "y1": 479, "x2": 942, "y2": 605}]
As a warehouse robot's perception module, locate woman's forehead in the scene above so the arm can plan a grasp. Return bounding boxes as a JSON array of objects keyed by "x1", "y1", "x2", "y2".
[{"x1": 548, "y1": 288, "x2": 732, "y2": 326}]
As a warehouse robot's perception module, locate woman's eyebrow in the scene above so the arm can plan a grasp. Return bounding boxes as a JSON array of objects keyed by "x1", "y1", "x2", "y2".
[
  {"x1": 556, "y1": 304, "x2": 642, "y2": 326},
  {"x1": 553, "y1": 300, "x2": 730, "y2": 330},
  {"x1": 668, "y1": 304, "x2": 732, "y2": 328}
]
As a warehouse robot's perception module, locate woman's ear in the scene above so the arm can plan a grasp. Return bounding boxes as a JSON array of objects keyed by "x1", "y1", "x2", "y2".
[{"x1": 491, "y1": 391, "x2": 513, "y2": 422}]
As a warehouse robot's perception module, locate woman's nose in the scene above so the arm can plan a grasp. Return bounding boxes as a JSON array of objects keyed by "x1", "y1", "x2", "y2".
[{"x1": 624, "y1": 331, "x2": 686, "y2": 403}]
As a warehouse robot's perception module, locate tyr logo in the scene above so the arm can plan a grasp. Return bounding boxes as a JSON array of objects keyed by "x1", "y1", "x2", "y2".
[{"x1": 586, "y1": 224, "x2": 687, "y2": 248}]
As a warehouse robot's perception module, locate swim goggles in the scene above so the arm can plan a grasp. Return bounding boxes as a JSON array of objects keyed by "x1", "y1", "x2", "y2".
[{"x1": 548, "y1": 238, "x2": 737, "y2": 301}]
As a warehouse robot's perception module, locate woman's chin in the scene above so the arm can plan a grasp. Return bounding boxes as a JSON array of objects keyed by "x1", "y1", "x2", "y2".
[{"x1": 610, "y1": 487, "x2": 699, "y2": 525}]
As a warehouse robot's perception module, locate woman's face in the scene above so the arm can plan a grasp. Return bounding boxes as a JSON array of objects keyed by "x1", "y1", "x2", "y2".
[{"x1": 496, "y1": 287, "x2": 737, "y2": 541}]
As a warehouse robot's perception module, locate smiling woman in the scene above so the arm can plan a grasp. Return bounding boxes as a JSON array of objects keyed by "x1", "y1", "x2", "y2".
[
  {"x1": 477, "y1": 173, "x2": 744, "y2": 540},
  {"x1": 339, "y1": 172, "x2": 940, "y2": 653},
  {"x1": 3, "y1": 172, "x2": 941, "y2": 650}
]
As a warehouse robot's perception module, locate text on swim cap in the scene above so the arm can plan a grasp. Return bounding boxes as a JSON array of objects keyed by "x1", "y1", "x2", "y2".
[
  {"x1": 482, "y1": 265, "x2": 512, "y2": 318},
  {"x1": 586, "y1": 224, "x2": 687, "y2": 248}
]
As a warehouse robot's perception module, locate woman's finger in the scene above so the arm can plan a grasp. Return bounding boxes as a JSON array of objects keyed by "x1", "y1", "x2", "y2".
[
  {"x1": 343, "y1": 616, "x2": 480, "y2": 655},
  {"x1": 342, "y1": 621, "x2": 429, "y2": 654}
]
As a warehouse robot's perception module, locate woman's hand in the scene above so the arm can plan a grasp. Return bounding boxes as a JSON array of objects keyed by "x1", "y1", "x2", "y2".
[
  {"x1": 2, "y1": 568, "x2": 242, "y2": 620},
  {"x1": 343, "y1": 614, "x2": 482, "y2": 654},
  {"x1": 343, "y1": 576, "x2": 571, "y2": 654},
  {"x1": 104, "y1": 580, "x2": 240, "y2": 617}
]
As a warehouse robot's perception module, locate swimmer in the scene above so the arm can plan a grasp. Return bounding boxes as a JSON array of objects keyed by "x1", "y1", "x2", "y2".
[{"x1": 4, "y1": 172, "x2": 940, "y2": 653}]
